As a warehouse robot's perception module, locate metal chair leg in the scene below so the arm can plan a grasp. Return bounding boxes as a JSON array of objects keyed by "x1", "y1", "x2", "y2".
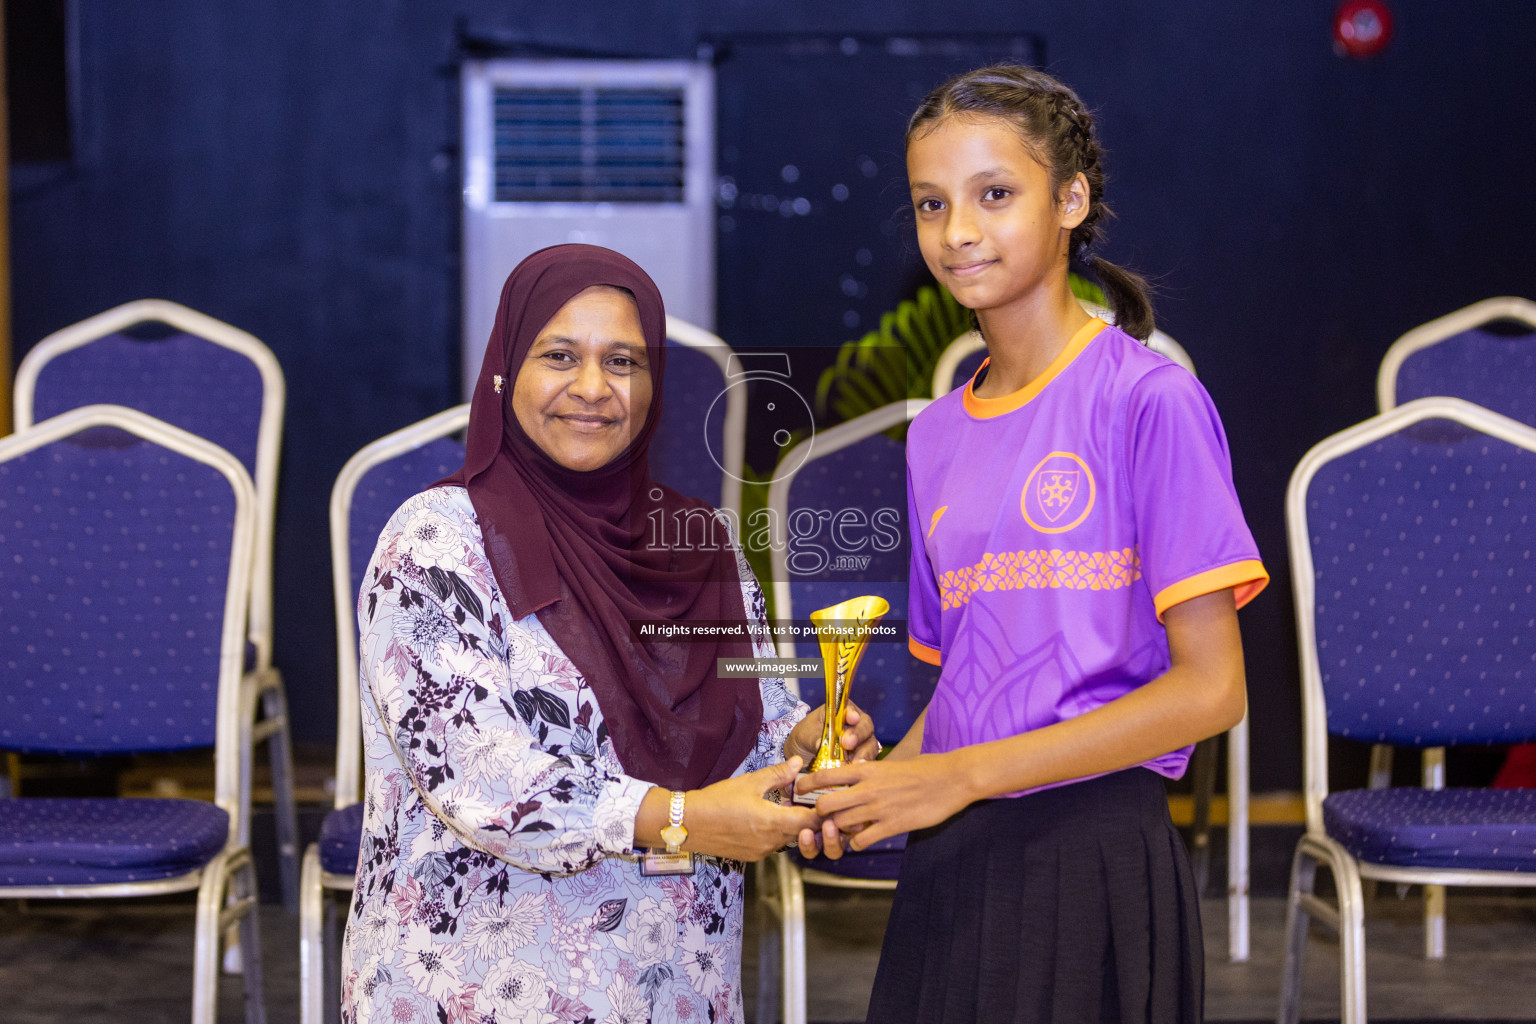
[
  {"x1": 1280, "y1": 836, "x2": 1369, "y2": 1024},
  {"x1": 324, "y1": 885, "x2": 344, "y2": 1024},
  {"x1": 194, "y1": 859, "x2": 228, "y2": 1024},
  {"x1": 1187, "y1": 735, "x2": 1219, "y2": 896},
  {"x1": 197, "y1": 850, "x2": 263, "y2": 1024},
  {"x1": 1363, "y1": 743, "x2": 1395, "y2": 900},
  {"x1": 1367, "y1": 744, "x2": 1394, "y2": 791},
  {"x1": 1278, "y1": 842, "x2": 1316, "y2": 1024},
  {"x1": 237, "y1": 858, "x2": 268, "y2": 1024},
  {"x1": 1421, "y1": 746, "x2": 1446, "y2": 959},
  {"x1": 1423, "y1": 882, "x2": 1447, "y2": 959},
  {"x1": 224, "y1": 920, "x2": 244, "y2": 974},
  {"x1": 754, "y1": 859, "x2": 782, "y2": 1024},
  {"x1": 1226, "y1": 713, "x2": 1251, "y2": 962},
  {"x1": 775, "y1": 853, "x2": 807, "y2": 1024},
  {"x1": 300, "y1": 845, "x2": 325, "y2": 1024},
  {"x1": 1334, "y1": 851, "x2": 1368, "y2": 1024},
  {"x1": 262, "y1": 675, "x2": 301, "y2": 912}
]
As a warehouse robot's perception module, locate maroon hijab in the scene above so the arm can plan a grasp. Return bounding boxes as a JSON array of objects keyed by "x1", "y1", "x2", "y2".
[{"x1": 440, "y1": 244, "x2": 762, "y2": 791}]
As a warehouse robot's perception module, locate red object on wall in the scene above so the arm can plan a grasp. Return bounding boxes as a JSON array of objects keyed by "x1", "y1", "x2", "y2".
[
  {"x1": 1494, "y1": 744, "x2": 1536, "y2": 789},
  {"x1": 1334, "y1": 0, "x2": 1394, "y2": 58}
]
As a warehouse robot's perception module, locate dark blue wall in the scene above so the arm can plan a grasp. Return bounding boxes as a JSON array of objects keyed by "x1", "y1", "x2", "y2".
[{"x1": 12, "y1": 1, "x2": 1536, "y2": 791}]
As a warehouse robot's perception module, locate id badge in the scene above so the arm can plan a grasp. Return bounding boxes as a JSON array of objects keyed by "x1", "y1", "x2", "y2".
[{"x1": 640, "y1": 850, "x2": 696, "y2": 876}]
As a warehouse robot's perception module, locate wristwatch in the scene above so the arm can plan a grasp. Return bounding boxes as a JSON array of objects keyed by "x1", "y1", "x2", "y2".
[{"x1": 659, "y1": 790, "x2": 688, "y2": 853}]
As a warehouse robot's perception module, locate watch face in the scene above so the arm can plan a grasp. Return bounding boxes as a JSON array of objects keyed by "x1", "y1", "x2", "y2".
[{"x1": 660, "y1": 824, "x2": 688, "y2": 848}]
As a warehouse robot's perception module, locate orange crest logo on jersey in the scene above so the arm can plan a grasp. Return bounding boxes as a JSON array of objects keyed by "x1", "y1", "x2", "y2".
[
  {"x1": 1037, "y1": 470, "x2": 1079, "y2": 521},
  {"x1": 1021, "y1": 452, "x2": 1096, "y2": 533}
]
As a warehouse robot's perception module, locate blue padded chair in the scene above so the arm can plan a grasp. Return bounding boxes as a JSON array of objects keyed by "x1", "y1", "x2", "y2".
[
  {"x1": 756, "y1": 399, "x2": 937, "y2": 1024},
  {"x1": 1280, "y1": 397, "x2": 1536, "y2": 1024},
  {"x1": 651, "y1": 316, "x2": 747, "y2": 518},
  {"x1": 1378, "y1": 295, "x2": 1536, "y2": 425},
  {"x1": 300, "y1": 405, "x2": 470, "y2": 1024},
  {"x1": 1370, "y1": 295, "x2": 1536, "y2": 955},
  {"x1": 0, "y1": 404, "x2": 266, "y2": 1024},
  {"x1": 13, "y1": 299, "x2": 299, "y2": 909}
]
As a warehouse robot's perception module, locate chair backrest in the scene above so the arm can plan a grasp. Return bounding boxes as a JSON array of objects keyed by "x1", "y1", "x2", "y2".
[
  {"x1": 0, "y1": 405, "x2": 255, "y2": 823},
  {"x1": 13, "y1": 300, "x2": 285, "y2": 668},
  {"x1": 1377, "y1": 296, "x2": 1536, "y2": 426},
  {"x1": 768, "y1": 399, "x2": 936, "y2": 744},
  {"x1": 931, "y1": 307, "x2": 1196, "y2": 398},
  {"x1": 329, "y1": 406, "x2": 470, "y2": 809},
  {"x1": 1286, "y1": 397, "x2": 1536, "y2": 830},
  {"x1": 651, "y1": 316, "x2": 746, "y2": 518},
  {"x1": 931, "y1": 330, "x2": 987, "y2": 398}
]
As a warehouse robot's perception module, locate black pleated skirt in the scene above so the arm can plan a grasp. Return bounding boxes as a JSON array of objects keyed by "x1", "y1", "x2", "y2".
[{"x1": 865, "y1": 768, "x2": 1203, "y2": 1024}]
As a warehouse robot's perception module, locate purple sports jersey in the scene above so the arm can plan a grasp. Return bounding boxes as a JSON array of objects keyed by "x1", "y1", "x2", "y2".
[{"x1": 907, "y1": 318, "x2": 1267, "y2": 792}]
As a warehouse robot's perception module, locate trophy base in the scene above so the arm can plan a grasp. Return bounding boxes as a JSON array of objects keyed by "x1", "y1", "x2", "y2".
[{"x1": 792, "y1": 773, "x2": 848, "y2": 806}]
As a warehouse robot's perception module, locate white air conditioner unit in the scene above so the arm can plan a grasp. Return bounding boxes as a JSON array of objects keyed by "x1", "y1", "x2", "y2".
[{"x1": 461, "y1": 59, "x2": 716, "y2": 398}]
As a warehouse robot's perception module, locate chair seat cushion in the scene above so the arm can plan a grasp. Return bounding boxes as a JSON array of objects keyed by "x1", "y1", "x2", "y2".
[
  {"x1": 319, "y1": 802, "x2": 365, "y2": 876},
  {"x1": 1323, "y1": 788, "x2": 1536, "y2": 873},
  {"x1": 0, "y1": 798, "x2": 230, "y2": 885},
  {"x1": 790, "y1": 832, "x2": 907, "y2": 881}
]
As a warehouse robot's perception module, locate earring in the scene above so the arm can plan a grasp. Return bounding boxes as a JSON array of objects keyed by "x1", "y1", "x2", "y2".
[{"x1": 493, "y1": 375, "x2": 504, "y2": 394}]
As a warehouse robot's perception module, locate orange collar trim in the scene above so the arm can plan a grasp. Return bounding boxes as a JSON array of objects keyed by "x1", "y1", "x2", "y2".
[{"x1": 961, "y1": 318, "x2": 1107, "y2": 419}]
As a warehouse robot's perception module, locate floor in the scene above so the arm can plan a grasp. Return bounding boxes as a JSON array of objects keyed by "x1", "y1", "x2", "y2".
[
  {"x1": 2, "y1": 888, "x2": 1533, "y2": 1023},
  {"x1": 3, "y1": 756, "x2": 1530, "y2": 1024}
]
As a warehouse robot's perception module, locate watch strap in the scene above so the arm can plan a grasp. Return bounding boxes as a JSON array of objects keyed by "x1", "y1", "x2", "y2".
[{"x1": 660, "y1": 789, "x2": 688, "y2": 853}]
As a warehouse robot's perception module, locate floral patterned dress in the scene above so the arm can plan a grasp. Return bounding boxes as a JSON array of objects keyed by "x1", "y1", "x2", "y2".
[{"x1": 342, "y1": 486, "x2": 806, "y2": 1024}]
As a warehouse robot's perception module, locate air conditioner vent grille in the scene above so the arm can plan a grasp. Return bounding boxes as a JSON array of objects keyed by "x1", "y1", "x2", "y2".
[{"x1": 493, "y1": 86, "x2": 686, "y2": 203}]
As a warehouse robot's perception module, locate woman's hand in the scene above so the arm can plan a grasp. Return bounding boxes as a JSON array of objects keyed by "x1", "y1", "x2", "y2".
[
  {"x1": 784, "y1": 701, "x2": 879, "y2": 765},
  {"x1": 793, "y1": 752, "x2": 978, "y2": 853},
  {"x1": 637, "y1": 757, "x2": 823, "y2": 862}
]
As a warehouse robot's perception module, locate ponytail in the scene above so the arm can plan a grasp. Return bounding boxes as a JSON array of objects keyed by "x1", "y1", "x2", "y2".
[{"x1": 1090, "y1": 256, "x2": 1155, "y2": 342}]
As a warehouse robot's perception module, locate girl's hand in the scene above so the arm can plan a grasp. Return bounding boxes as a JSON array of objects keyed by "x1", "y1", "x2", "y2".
[
  {"x1": 795, "y1": 753, "x2": 977, "y2": 850},
  {"x1": 781, "y1": 703, "x2": 878, "y2": 858},
  {"x1": 672, "y1": 757, "x2": 824, "y2": 862},
  {"x1": 784, "y1": 702, "x2": 879, "y2": 765},
  {"x1": 793, "y1": 814, "x2": 859, "y2": 861}
]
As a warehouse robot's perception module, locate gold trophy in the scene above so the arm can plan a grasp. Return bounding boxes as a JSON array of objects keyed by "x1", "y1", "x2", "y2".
[{"x1": 793, "y1": 594, "x2": 890, "y2": 805}]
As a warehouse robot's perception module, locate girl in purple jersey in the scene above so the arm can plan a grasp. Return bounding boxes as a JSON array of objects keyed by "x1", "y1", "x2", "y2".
[{"x1": 795, "y1": 65, "x2": 1267, "y2": 1023}]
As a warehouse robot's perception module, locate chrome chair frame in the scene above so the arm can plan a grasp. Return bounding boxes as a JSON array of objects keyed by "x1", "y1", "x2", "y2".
[
  {"x1": 1376, "y1": 295, "x2": 1536, "y2": 412},
  {"x1": 1280, "y1": 397, "x2": 1536, "y2": 1024},
  {"x1": 0, "y1": 404, "x2": 265, "y2": 1024},
  {"x1": 1370, "y1": 295, "x2": 1536, "y2": 957},
  {"x1": 13, "y1": 299, "x2": 299, "y2": 909},
  {"x1": 755, "y1": 398, "x2": 929, "y2": 1024},
  {"x1": 300, "y1": 404, "x2": 471, "y2": 1024},
  {"x1": 664, "y1": 315, "x2": 747, "y2": 518}
]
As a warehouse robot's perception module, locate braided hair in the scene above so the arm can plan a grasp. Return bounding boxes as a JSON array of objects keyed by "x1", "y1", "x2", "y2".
[{"x1": 906, "y1": 64, "x2": 1155, "y2": 340}]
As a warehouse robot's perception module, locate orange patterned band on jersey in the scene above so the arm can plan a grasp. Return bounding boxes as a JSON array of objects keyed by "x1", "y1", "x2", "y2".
[{"x1": 938, "y1": 547, "x2": 1142, "y2": 610}]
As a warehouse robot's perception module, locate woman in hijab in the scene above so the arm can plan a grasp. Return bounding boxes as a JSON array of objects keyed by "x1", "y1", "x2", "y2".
[{"x1": 341, "y1": 245, "x2": 873, "y2": 1024}]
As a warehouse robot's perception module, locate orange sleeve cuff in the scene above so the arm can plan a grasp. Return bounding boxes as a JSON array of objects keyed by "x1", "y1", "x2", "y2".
[
  {"x1": 1153, "y1": 559, "x2": 1269, "y2": 621},
  {"x1": 908, "y1": 636, "x2": 942, "y2": 666}
]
